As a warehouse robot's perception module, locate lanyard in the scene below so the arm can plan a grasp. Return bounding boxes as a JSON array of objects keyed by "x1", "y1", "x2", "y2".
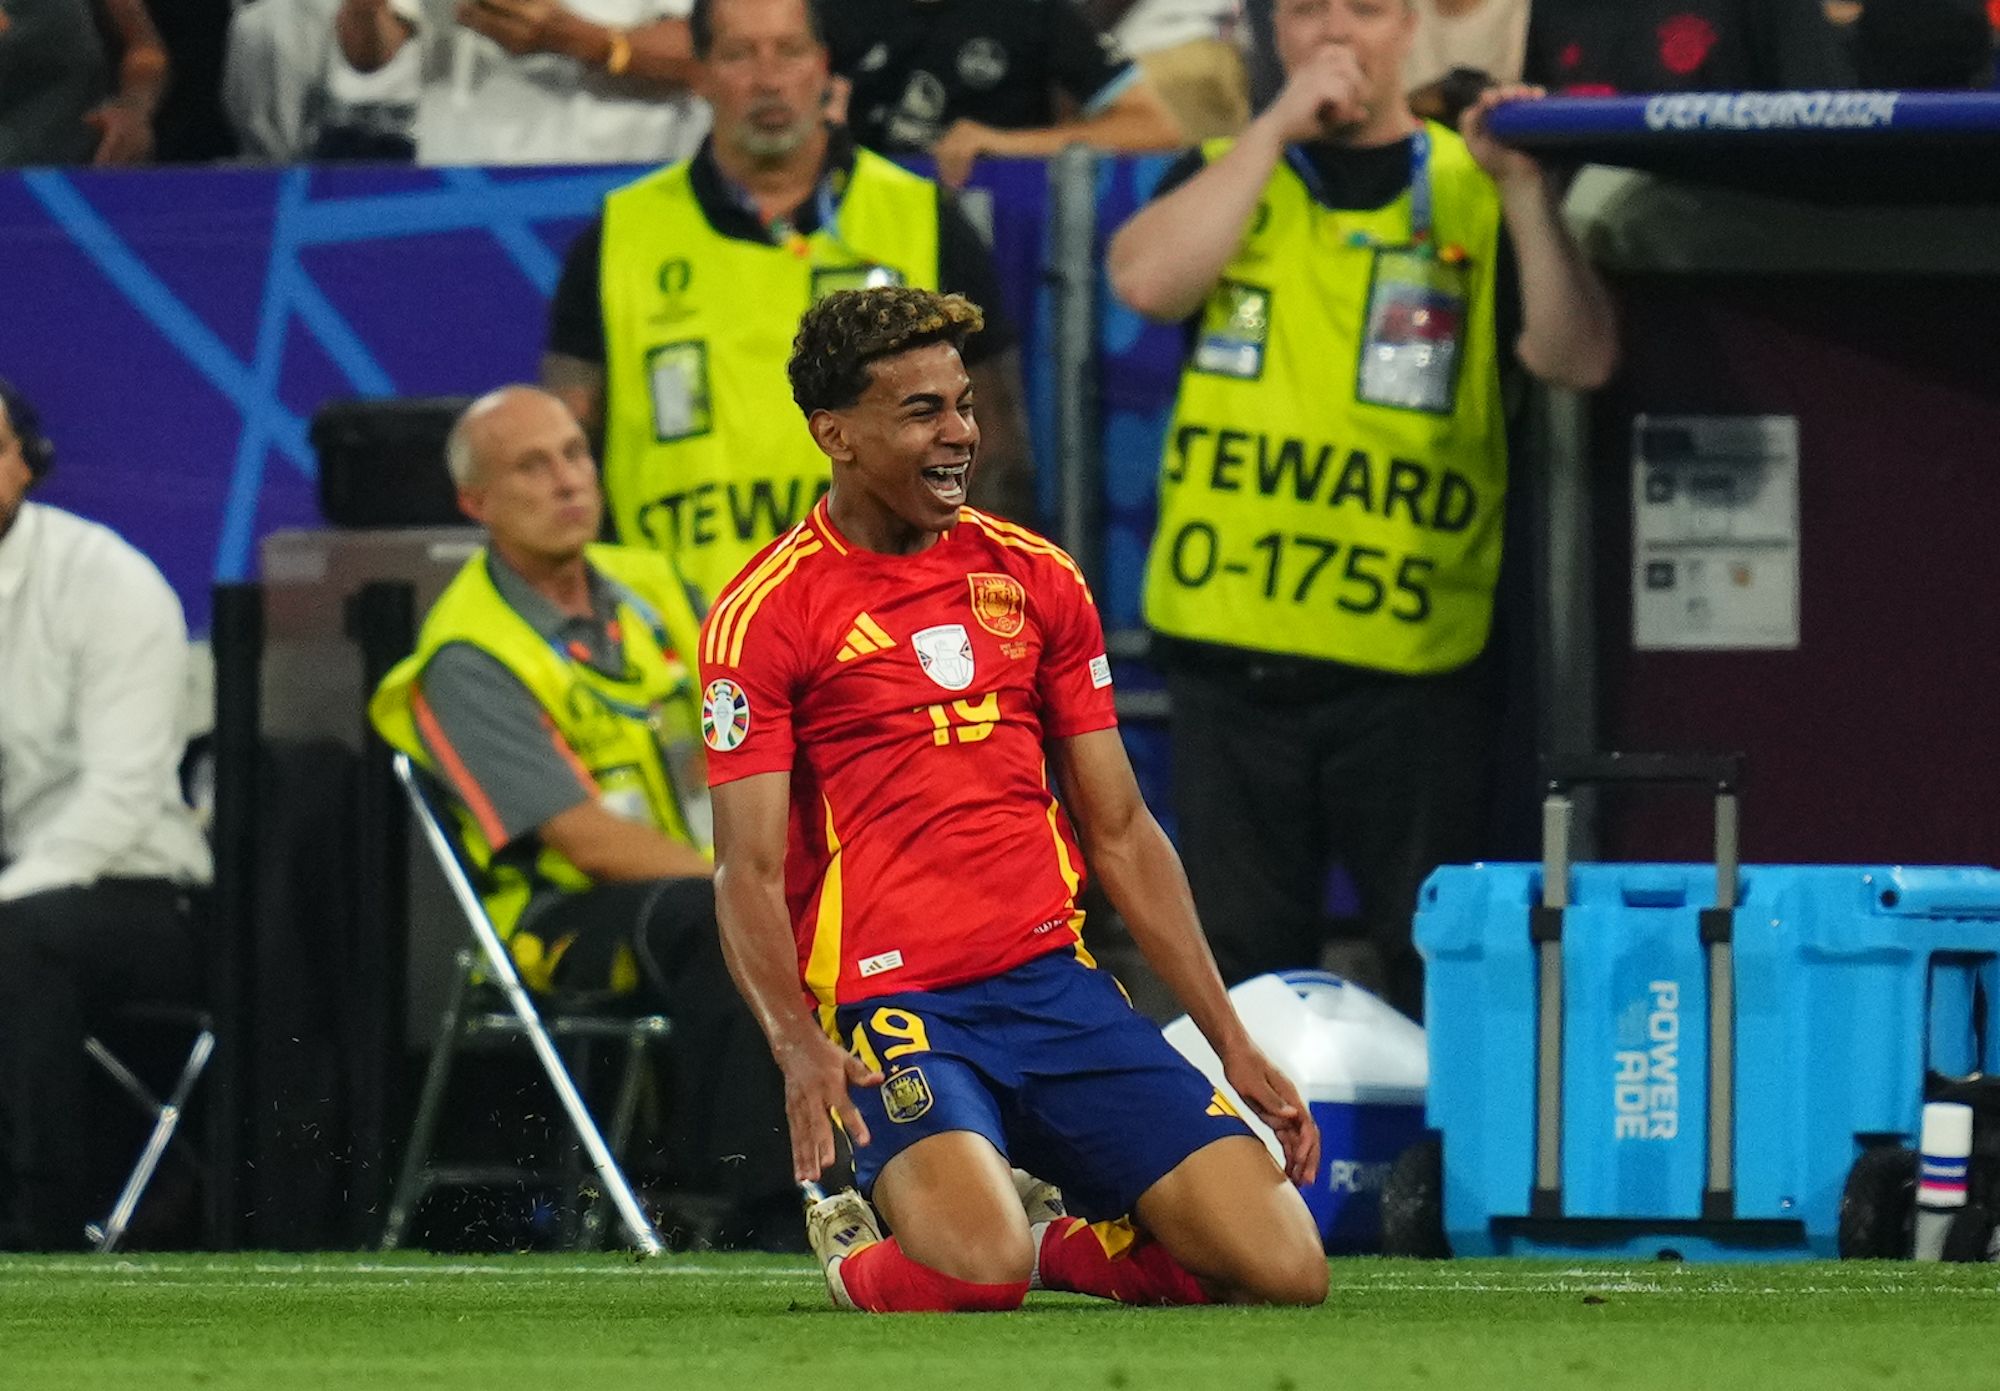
[
  {"x1": 723, "y1": 163, "x2": 856, "y2": 260},
  {"x1": 1285, "y1": 124, "x2": 1434, "y2": 248}
]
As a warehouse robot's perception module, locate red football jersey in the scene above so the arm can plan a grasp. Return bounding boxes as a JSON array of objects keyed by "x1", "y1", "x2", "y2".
[{"x1": 700, "y1": 500, "x2": 1118, "y2": 1016}]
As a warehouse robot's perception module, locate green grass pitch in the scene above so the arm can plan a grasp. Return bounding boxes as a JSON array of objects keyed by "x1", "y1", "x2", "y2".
[{"x1": 3, "y1": 1254, "x2": 1996, "y2": 1390}]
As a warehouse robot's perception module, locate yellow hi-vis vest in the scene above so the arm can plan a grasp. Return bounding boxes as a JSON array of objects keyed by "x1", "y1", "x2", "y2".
[
  {"x1": 369, "y1": 545, "x2": 708, "y2": 991},
  {"x1": 1143, "y1": 123, "x2": 1506, "y2": 675},
  {"x1": 599, "y1": 148, "x2": 942, "y2": 603}
]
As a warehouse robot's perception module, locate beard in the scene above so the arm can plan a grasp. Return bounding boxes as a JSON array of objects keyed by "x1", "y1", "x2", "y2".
[{"x1": 733, "y1": 104, "x2": 812, "y2": 160}]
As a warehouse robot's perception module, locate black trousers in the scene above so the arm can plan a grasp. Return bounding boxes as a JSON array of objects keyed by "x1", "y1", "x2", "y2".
[
  {"x1": 1166, "y1": 661, "x2": 1494, "y2": 1021},
  {"x1": 0, "y1": 879, "x2": 201, "y2": 1250},
  {"x1": 519, "y1": 878, "x2": 793, "y2": 1238}
]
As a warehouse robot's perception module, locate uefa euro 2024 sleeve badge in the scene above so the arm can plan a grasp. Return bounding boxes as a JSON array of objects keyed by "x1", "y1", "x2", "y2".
[{"x1": 700, "y1": 678, "x2": 750, "y2": 752}]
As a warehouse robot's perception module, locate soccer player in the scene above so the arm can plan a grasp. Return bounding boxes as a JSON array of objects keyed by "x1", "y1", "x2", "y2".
[{"x1": 702, "y1": 287, "x2": 1329, "y2": 1313}]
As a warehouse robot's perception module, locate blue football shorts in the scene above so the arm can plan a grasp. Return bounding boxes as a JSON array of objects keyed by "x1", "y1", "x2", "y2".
[{"x1": 832, "y1": 949, "x2": 1256, "y2": 1221}]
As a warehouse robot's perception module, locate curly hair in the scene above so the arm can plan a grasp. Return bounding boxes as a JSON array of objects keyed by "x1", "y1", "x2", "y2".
[{"x1": 787, "y1": 288, "x2": 986, "y2": 417}]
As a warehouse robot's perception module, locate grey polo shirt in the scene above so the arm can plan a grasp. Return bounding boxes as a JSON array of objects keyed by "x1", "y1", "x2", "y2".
[{"x1": 415, "y1": 553, "x2": 629, "y2": 852}]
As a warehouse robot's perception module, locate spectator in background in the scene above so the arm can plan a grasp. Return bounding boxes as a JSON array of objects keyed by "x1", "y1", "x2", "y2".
[
  {"x1": 1404, "y1": 0, "x2": 1526, "y2": 124},
  {"x1": 369, "y1": 386, "x2": 798, "y2": 1248},
  {"x1": 1837, "y1": 0, "x2": 1994, "y2": 87},
  {"x1": 543, "y1": 0, "x2": 1034, "y2": 606},
  {"x1": 1407, "y1": 0, "x2": 1526, "y2": 88},
  {"x1": 1109, "y1": 0, "x2": 1617, "y2": 1020},
  {"x1": 1084, "y1": 0, "x2": 1250, "y2": 141},
  {"x1": 0, "y1": 0, "x2": 169, "y2": 165},
  {"x1": 227, "y1": 0, "x2": 707, "y2": 161},
  {"x1": 151, "y1": 0, "x2": 237, "y2": 160},
  {"x1": 0, "y1": 379, "x2": 211, "y2": 1250},
  {"x1": 302, "y1": 0, "x2": 708, "y2": 162},
  {"x1": 1522, "y1": 0, "x2": 1854, "y2": 93},
  {"x1": 821, "y1": 0, "x2": 1185, "y2": 187},
  {"x1": 223, "y1": 0, "x2": 352, "y2": 160}
]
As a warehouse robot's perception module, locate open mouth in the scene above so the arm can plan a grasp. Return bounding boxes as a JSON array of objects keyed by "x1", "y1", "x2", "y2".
[{"x1": 921, "y1": 461, "x2": 969, "y2": 506}]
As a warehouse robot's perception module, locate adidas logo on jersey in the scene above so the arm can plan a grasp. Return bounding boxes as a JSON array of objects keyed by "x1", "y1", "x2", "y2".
[{"x1": 837, "y1": 613, "x2": 897, "y2": 663}]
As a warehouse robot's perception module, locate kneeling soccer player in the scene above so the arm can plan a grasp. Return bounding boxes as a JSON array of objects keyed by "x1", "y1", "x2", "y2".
[{"x1": 705, "y1": 287, "x2": 1329, "y2": 1313}]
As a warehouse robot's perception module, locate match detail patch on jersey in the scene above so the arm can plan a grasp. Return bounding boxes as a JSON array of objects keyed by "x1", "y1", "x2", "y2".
[
  {"x1": 967, "y1": 572, "x2": 1026, "y2": 639},
  {"x1": 1088, "y1": 654, "x2": 1112, "y2": 689},
  {"x1": 913, "y1": 623, "x2": 976, "y2": 691},
  {"x1": 700, "y1": 678, "x2": 750, "y2": 752},
  {"x1": 837, "y1": 611, "x2": 897, "y2": 663},
  {"x1": 858, "y1": 949, "x2": 905, "y2": 978},
  {"x1": 882, "y1": 1066, "x2": 934, "y2": 1124}
]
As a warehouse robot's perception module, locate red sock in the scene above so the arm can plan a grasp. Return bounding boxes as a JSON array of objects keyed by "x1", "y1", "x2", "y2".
[
  {"x1": 1035, "y1": 1217, "x2": 1211, "y2": 1306},
  {"x1": 838, "y1": 1237, "x2": 1028, "y2": 1313}
]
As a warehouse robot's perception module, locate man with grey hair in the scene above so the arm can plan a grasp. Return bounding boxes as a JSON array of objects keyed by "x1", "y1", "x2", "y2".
[{"x1": 369, "y1": 386, "x2": 796, "y2": 1247}]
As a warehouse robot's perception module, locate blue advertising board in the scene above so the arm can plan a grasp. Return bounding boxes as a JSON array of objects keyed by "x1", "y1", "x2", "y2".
[{"x1": 0, "y1": 158, "x2": 1064, "y2": 632}]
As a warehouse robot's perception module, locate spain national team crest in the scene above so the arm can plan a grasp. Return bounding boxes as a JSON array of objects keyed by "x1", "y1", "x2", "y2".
[
  {"x1": 882, "y1": 1066, "x2": 934, "y2": 1124},
  {"x1": 912, "y1": 623, "x2": 975, "y2": 691},
  {"x1": 700, "y1": 678, "x2": 750, "y2": 752},
  {"x1": 967, "y1": 572, "x2": 1026, "y2": 639}
]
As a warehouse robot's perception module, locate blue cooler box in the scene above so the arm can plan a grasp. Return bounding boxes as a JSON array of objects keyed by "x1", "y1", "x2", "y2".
[
  {"x1": 1417, "y1": 756, "x2": 2000, "y2": 1260},
  {"x1": 1165, "y1": 972, "x2": 1428, "y2": 1253}
]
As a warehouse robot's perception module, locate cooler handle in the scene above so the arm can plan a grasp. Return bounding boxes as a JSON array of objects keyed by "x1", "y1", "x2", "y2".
[
  {"x1": 1532, "y1": 751, "x2": 1745, "y2": 1222},
  {"x1": 1540, "y1": 752, "x2": 1744, "y2": 911}
]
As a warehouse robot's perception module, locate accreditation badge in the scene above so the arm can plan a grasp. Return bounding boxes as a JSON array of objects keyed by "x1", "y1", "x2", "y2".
[
  {"x1": 1356, "y1": 248, "x2": 1468, "y2": 415},
  {"x1": 1192, "y1": 280, "x2": 1271, "y2": 380},
  {"x1": 646, "y1": 340, "x2": 712, "y2": 442},
  {"x1": 596, "y1": 766, "x2": 651, "y2": 825}
]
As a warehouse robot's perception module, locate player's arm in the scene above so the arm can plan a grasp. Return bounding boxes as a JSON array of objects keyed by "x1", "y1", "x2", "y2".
[
  {"x1": 713, "y1": 771, "x2": 883, "y2": 1182},
  {"x1": 1049, "y1": 729, "x2": 1319, "y2": 1187}
]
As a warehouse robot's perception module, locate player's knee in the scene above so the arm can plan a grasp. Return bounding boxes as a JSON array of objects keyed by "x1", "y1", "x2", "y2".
[
  {"x1": 1256, "y1": 1248, "x2": 1330, "y2": 1307},
  {"x1": 1230, "y1": 1232, "x2": 1328, "y2": 1307}
]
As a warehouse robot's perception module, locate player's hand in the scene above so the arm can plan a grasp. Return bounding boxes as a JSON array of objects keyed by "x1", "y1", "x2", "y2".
[
  {"x1": 776, "y1": 1029, "x2": 883, "y2": 1182},
  {"x1": 83, "y1": 98, "x2": 155, "y2": 167},
  {"x1": 1460, "y1": 83, "x2": 1547, "y2": 192},
  {"x1": 456, "y1": 0, "x2": 567, "y2": 56},
  {"x1": 930, "y1": 119, "x2": 993, "y2": 190},
  {"x1": 1221, "y1": 1042, "x2": 1320, "y2": 1188},
  {"x1": 1260, "y1": 44, "x2": 1369, "y2": 145}
]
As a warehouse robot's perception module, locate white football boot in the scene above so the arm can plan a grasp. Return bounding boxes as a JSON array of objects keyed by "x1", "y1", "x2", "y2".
[{"x1": 804, "y1": 1187, "x2": 884, "y2": 1311}]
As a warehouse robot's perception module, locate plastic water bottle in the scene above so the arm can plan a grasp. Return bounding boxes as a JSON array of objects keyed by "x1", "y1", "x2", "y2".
[{"x1": 1914, "y1": 1101, "x2": 1974, "y2": 1261}]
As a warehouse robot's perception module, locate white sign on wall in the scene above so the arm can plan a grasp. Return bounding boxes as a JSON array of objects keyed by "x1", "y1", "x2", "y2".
[{"x1": 1632, "y1": 414, "x2": 1800, "y2": 651}]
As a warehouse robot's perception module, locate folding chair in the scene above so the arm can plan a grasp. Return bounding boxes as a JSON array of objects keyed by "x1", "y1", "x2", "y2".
[
  {"x1": 383, "y1": 753, "x2": 668, "y2": 1256},
  {"x1": 82, "y1": 1002, "x2": 216, "y2": 1253}
]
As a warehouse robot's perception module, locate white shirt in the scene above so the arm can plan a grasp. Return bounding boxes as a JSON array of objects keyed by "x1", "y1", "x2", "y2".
[
  {"x1": 1404, "y1": 0, "x2": 1529, "y2": 91},
  {"x1": 1112, "y1": 0, "x2": 1238, "y2": 58},
  {"x1": 327, "y1": 0, "x2": 710, "y2": 166},
  {"x1": 0, "y1": 503, "x2": 212, "y2": 902}
]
